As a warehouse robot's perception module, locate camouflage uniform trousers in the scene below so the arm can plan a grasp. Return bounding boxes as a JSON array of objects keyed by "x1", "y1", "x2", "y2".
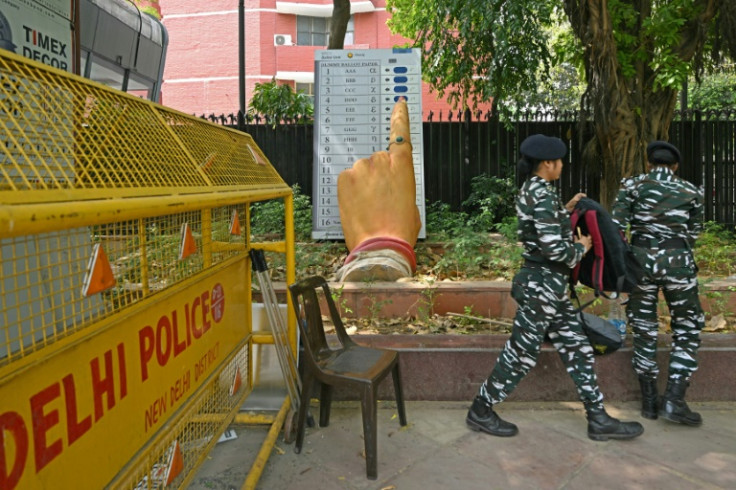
[
  {"x1": 479, "y1": 267, "x2": 604, "y2": 410},
  {"x1": 627, "y1": 247, "x2": 705, "y2": 382}
]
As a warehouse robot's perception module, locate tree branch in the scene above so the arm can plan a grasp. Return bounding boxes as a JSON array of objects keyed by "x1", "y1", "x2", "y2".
[{"x1": 676, "y1": 0, "x2": 718, "y2": 62}]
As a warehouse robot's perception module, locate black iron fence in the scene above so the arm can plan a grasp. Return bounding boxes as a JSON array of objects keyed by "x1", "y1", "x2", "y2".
[{"x1": 202, "y1": 110, "x2": 736, "y2": 227}]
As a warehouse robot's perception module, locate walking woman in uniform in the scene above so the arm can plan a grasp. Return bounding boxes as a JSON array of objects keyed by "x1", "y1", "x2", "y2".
[
  {"x1": 466, "y1": 134, "x2": 644, "y2": 441},
  {"x1": 612, "y1": 141, "x2": 705, "y2": 426}
]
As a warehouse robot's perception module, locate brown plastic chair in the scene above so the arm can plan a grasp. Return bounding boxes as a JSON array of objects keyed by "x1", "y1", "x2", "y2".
[{"x1": 288, "y1": 275, "x2": 407, "y2": 480}]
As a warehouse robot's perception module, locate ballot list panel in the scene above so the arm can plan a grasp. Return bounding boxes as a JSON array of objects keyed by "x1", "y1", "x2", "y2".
[{"x1": 312, "y1": 48, "x2": 426, "y2": 240}]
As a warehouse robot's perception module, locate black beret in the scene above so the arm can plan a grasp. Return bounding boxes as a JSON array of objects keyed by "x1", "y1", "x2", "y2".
[
  {"x1": 647, "y1": 140, "x2": 681, "y2": 165},
  {"x1": 520, "y1": 134, "x2": 567, "y2": 160}
]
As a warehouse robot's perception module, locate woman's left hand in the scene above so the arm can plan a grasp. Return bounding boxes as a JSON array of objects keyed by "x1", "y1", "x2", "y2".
[{"x1": 566, "y1": 192, "x2": 586, "y2": 212}]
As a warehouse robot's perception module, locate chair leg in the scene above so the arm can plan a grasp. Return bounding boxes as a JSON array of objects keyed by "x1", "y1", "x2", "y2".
[
  {"x1": 360, "y1": 385, "x2": 378, "y2": 480},
  {"x1": 392, "y1": 363, "x2": 407, "y2": 426},
  {"x1": 319, "y1": 383, "x2": 333, "y2": 427},
  {"x1": 294, "y1": 372, "x2": 314, "y2": 454}
]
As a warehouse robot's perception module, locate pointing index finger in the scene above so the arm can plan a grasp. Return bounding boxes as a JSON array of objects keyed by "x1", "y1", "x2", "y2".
[{"x1": 387, "y1": 98, "x2": 412, "y2": 158}]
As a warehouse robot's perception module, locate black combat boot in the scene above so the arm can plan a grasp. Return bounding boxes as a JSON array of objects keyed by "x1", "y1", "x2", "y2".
[
  {"x1": 638, "y1": 377, "x2": 659, "y2": 420},
  {"x1": 660, "y1": 378, "x2": 702, "y2": 426},
  {"x1": 466, "y1": 396, "x2": 518, "y2": 437},
  {"x1": 586, "y1": 406, "x2": 644, "y2": 441}
]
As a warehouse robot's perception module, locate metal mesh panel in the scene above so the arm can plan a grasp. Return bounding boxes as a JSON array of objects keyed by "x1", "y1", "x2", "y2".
[
  {"x1": 118, "y1": 344, "x2": 252, "y2": 489},
  {"x1": 1, "y1": 228, "x2": 108, "y2": 361},
  {"x1": 0, "y1": 209, "x2": 211, "y2": 365},
  {"x1": 0, "y1": 57, "x2": 202, "y2": 191},
  {"x1": 142, "y1": 211, "x2": 204, "y2": 290},
  {"x1": 211, "y1": 204, "x2": 248, "y2": 263},
  {"x1": 0, "y1": 51, "x2": 284, "y2": 367},
  {"x1": 0, "y1": 50, "x2": 287, "y2": 198},
  {"x1": 158, "y1": 109, "x2": 284, "y2": 187}
]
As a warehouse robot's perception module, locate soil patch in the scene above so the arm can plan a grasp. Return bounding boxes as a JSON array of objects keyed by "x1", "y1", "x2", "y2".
[{"x1": 329, "y1": 312, "x2": 735, "y2": 336}]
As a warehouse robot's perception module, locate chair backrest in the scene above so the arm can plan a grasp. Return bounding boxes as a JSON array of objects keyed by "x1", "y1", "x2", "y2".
[{"x1": 288, "y1": 276, "x2": 354, "y2": 364}]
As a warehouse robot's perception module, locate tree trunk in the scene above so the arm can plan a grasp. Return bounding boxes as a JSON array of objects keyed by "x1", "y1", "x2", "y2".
[
  {"x1": 328, "y1": 0, "x2": 351, "y2": 49},
  {"x1": 587, "y1": 89, "x2": 678, "y2": 208},
  {"x1": 566, "y1": 0, "x2": 718, "y2": 208}
]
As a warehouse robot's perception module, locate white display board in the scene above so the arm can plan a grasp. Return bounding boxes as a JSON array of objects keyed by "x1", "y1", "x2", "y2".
[
  {"x1": 312, "y1": 48, "x2": 426, "y2": 240},
  {"x1": 0, "y1": 0, "x2": 73, "y2": 71}
]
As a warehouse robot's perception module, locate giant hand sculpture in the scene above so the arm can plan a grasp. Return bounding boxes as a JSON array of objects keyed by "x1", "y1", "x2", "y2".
[{"x1": 336, "y1": 98, "x2": 422, "y2": 281}]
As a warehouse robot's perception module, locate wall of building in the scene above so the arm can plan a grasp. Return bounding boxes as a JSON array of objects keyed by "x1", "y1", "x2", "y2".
[{"x1": 159, "y1": 0, "x2": 491, "y2": 119}]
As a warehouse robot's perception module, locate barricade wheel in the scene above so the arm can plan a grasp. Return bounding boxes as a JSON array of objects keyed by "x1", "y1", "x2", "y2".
[{"x1": 282, "y1": 409, "x2": 297, "y2": 444}]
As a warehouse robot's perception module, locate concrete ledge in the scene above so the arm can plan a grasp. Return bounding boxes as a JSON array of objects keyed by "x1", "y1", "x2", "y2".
[
  {"x1": 266, "y1": 277, "x2": 736, "y2": 319},
  {"x1": 351, "y1": 333, "x2": 736, "y2": 402}
]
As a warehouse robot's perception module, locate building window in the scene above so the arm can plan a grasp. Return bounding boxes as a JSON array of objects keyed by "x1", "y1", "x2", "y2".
[
  {"x1": 87, "y1": 54, "x2": 125, "y2": 91},
  {"x1": 296, "y1": 82, "x2": 314, "y2": 104},
  {"x1": 126, "y1": 72, "x2": 154, "y2": 100},
  {"x1": 297, "y1": 16, "x2": 327, "y2": 46},
  {"x1": 343, "y1": 17, "x2": 354, "y2": 45},
  {"x1": 297, "y1": 16, "x2": 354, "y2": 46}
]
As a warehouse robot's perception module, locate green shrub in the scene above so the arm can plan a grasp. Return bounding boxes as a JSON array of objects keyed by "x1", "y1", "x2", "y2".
[
  {"x1": 425, "y1": 201, "x2": 470, "y2": 238},
  {"x1": 462, "y1": 174, "x2": 517, "y2": 230},
  {"x1": 494, "y1": 216, "x2": 518, "y2": 241},
  {"x1": 250, "y1": 184, "x2": 312, "y2": 240},
  {"x1": 695, "y1": 221, "x2": 736, "y2": 276}
]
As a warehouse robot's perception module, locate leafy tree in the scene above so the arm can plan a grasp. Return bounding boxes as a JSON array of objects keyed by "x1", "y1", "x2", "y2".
[
  {"x1": 247, "y1": 79, "x2": 313, "y2": 126},
  {"x1": 686, "y1": 66, "x2": 736, "y2": 110},
  {"x1": 386, "y1": 0, "x2": 736, "y2": 206},
  {"x1": 522, "y1": 16, "x2": 586, "y2": 112}
]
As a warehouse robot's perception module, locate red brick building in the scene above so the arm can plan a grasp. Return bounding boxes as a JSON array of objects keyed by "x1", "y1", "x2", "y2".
[{"x1": 157, "y1": 0, "x2": 489, "y2": 119}]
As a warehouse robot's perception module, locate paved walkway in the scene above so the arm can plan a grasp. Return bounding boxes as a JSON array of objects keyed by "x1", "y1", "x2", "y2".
[{"x1": 190, "y1": 400, "x2": 736, "y2": 489}]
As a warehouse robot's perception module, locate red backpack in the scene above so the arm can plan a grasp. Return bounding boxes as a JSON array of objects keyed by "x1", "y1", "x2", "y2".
[
  {"x1": 569, "y1": 197, "x2": 645, "y2": 354},
  {"x1": 570, "y1": 197, "x2": 645, "y2": 301}
]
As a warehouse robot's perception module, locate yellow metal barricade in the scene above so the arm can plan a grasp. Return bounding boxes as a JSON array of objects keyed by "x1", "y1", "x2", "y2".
[{"x1": 0, "y1": 50, "x2": 295, "y2": 489}]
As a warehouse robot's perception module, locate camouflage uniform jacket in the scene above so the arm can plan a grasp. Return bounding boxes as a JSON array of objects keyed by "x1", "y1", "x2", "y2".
[
  {"x1": 611, "y1": 166, "x2": 703, "y2": 246},
  {"x1": 517, "y1": 176, "x2": 585, "y2": 268}
]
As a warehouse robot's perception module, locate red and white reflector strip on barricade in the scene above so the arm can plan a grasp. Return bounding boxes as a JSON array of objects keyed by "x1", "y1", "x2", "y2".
[
  {"x1": 179, "y1": 222, "x2": 197, "y2": 260},
  {"x1": 229, "y1": 367, "x2": 242, "y2": 396},
  {"x1": 163, "y1": 440, "x2": 184, "y2": 485},
  {"x1": 82, "y1": 243, "x2": 116, "y2": 296},
  {"x1": 136, "y1": 439, "x2": 184, "y2": 488},
  {"x1": 247, "y1": 144, "x2": 267, "y2": 165},
  {"x1": 229, "y1": 210, "x2": 241, "y2": 236}
]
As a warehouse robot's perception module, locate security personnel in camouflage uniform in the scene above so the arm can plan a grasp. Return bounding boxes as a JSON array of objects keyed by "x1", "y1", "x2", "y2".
[
  {"x1": 612, "y1": 141, "x2": 705, "y2": 426},
  {"x1": 466, "y1": 134, "x2": 643, "y2": 441}
]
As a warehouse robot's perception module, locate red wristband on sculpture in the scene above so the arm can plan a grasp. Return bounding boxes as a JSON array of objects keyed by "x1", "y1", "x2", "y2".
[{"x1": 344, "y1": 236, "x2": 417, "y2": 273}]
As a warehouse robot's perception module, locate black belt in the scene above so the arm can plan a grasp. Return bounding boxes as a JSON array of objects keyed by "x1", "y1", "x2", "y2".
[
  {"x1": 632, "y1": 236, "x2": 689, "y2": 249},
  {"x1": 523, "y1": 259, "x2": 570, "y2": 276}
]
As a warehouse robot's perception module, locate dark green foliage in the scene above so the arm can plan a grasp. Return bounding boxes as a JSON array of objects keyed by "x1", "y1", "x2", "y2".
[
  {"x1": 248, "y1": 79, "x2": 313, "y2": 125},
  {"x1": 250, "y1": 184, "x2": 313, "y2": 241},
  {"x1": 250, "y1": 186, "x2": 733, "y2": 282},
  {"x1": 425, "y1": 201, "x2": 470, "y2": 238},
  {"x1": 495, "y1": 216, "x2": 519, "y2": 242},
  {"x1": 694, "y1": 221, "x2": 736, "y2": 276},
  {"x1": 462, "y1": 174, "x2": 517, "y2": 231},
  {"x1": 687, "y1": 71, "x2": 736, "y2": 111}
]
